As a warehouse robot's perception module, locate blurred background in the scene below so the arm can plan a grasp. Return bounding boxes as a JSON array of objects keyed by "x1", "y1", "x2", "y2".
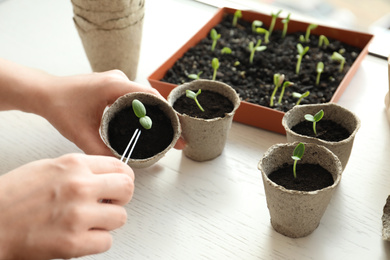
[
  {"x1": 193, "y1": 0, "x2": 390, "y2": 31},
  {"x1": 194, "y1": 0, "x2": 390, "y2": 57}
]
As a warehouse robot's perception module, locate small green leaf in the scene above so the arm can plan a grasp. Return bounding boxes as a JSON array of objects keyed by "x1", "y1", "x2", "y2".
[
  {"x1": 317, "y1": 62, "x2": 324, "y2": 73},
  {"x1": 313, "y1": 109, "x2": 324, "y2": 122},
  {"x1": 304, "y1": 114, "x2": 315, "y2": 122},
  {"x1": 212, "y1": 58, "x2": 220, "y2": 70},
  {"x1": 221, "y1": 47, "x2": 232, "y2": 54},
  {"x1": 292, "y1": 142, "x2": 305, "y2": 160},
  {"x1": 132, "y1": 99, "x2": 146, "y2": 118},
  {"x1": 186, "y1": 89, "x2": 198, "y2": 99},
  {"x1": 139, "y1": 116, "x2": 152, "y2": 130}
]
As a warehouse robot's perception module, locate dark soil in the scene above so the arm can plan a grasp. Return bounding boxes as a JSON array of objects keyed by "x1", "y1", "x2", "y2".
[
  {"x1": 172, "y1": 90, "x2": 234, "y2": 119},
  {"x1": 161, "y1": 13, "x2": 361, "y2": 113},
  {"x1": 291, "y1": 120, "x2": 350, "y2": 142},
  {"x1": 268, "y1": 163, "x2": 334, "y2": 191},
  {"x1": 108, "y1": 105, "x2": 174, "y2": 159}
]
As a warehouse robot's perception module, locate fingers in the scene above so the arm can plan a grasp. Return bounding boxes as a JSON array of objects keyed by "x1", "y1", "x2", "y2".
[
  {"x1": 75, "y1": 154, "x2": 134, "y2": 179},
  {"x1": 90, "y1": 203, "x2": 128, "y2": 230},
  {"x1": 95, "y1": 173, "x2": 134, "y2": 205},
  {"x1": 174, "y1": 137, "x2": 186, "y2": 150}
]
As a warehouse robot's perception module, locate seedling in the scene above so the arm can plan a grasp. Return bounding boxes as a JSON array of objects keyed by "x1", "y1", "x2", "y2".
[
  {"x1": 256, "y1": 28, "x2": 270, "y2": 44},
  {"x1": 331, "y1": 52, "x2": 345, "y2": 72},
  {"x1": 318, "y1": 35, "x2": 329, "y2": 48},
  {"x1": 270, "y1": 73, "x2": 284, "y2": 107},
  {"x1": 252, "y1": 20, "x2": 263, "y2": 33},
  {"x1": 269, "y1": 10, "x2": 282, "y2": 36},
  {"x1": 211, "y1": 57, "x2": 220, "y2": 80},
  {"x1": 304, "y1": 24, "x2": 318, "y2": 42},
  {"x1": 281, "y1": 13, "x2": 291, "y2": 38},
  {"x1": 316, "y1": 62, "x2": 324, "y2": 85},
  {"x1": 232, "y1": 10, "x2": 242, "y2": 27},
  {"x1": 221, "y1": 47, "x2": 232, "y2": 54},
  {"x1": 188, "y1": 71, "x2": 203, "y2": 80},
  {"x1": 210, "y1": 28, "x2": 221, "y2": 52},
  {"x1": 186, "y1": 89, "x2": 204, "y2": 112},
  {"x1": 291, "y1": 142, "x2": 305, "y2": 179},
  {"x1": 296, "y1": 43, "x2": 309, "y2": 74},
  {"x1": 304, "y1": 109, "x2": 324, "y2": 136},
  {"x1": 277, "y1": 81, "x2": 294, "y2": 104},
  {"x1": 132, "y1": 99, "x2": 152, "y2": 130},
  {"x1": 292, "y1": 91, "x2": 310, "y2": 105},
  {"x1": 248, "y1": 39, "x2": 267, "y2": 64}
]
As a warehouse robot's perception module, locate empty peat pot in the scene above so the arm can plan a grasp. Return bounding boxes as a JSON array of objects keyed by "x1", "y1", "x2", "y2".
[{"x1": 100, "y1": 92, "x2": 181, "y2": 168}]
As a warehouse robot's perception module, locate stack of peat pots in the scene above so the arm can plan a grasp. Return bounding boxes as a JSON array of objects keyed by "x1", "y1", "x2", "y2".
[{"x1": 72, "y1": 0, "x2": 145, "y2": 80}]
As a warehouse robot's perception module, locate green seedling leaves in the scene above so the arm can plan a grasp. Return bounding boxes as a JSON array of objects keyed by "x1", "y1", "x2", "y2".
[
  {"x1": 291, "y1": 142, "x2": 305, "y2": 178},
  {"x1": 211, "y1": 57, "x2": 220, "y2": 80},
  {"x1": 316, "y1": 62, "x2": 324, "y2": 85},
  {"x1": 296, "y1": 43, "x2": 309, "y2": 74},
  {"x1": 132, "y1": 99, "x2": 152, "y2": 130},
  {"x1": 281, "y1": 13, "x2": 291, "y2": 38},
  {"x1": 252, "y1": 20, "x2": 263, "y2": 32},
  {"x1": 221, "y1": 47, "x2": 232, "y2": 54},
  {"x1": 248, "y1": 39, "x2": 266, "y2": 64},
  {"x1": 304, "y1": 109, "x2": 324, "y2": 135},
  {"x1": 304, "y1": 24, "x2": 318, "y2": 42},
  {"x1": 139, "y1": 116, "x2": 152, "y2": 130},
  {"x1": 188, "y1": 71, "x2": 203, "y2": 80},
  {"x1": 292, "y1": 91, "x2": 310, "y2": 105},
  {"x1": 186, "y1": 89, "x2": 205, "y2": 112},
  {"x1": 232, "y1": 10, "x2": 242, "y2": 27},
  {"x1": 331, "y1": 51, "x2": 346, "y2": 72},
  {"x1": 210, "y1": 28, "x2": 221, "y2": 51},
  {"x1": 132, "y1": 99, "x2": 146, "y2": 118}
]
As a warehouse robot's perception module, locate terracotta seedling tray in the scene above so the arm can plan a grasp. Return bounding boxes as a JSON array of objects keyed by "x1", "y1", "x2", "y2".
[{"x1": 148, "y1": 7, "x2": 373, "y2": 134}]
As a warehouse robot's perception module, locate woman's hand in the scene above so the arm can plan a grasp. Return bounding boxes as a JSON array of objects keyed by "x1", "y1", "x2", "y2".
[{"x1": 0, "y1": 153, "x2": 134, "y2": 260}]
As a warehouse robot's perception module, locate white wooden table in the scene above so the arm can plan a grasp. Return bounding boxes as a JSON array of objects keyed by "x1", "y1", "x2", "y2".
[{"x1": 1, "y1": 0, "x2": 390, "y2": 259}]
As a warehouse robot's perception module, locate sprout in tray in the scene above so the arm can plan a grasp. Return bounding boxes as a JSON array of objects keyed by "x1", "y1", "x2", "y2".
[
  {"x1": 252, "y1": 20, "x2": 263, "y2": 33},
  {"x1": 132, "y1": 99, "x2": 152, "y2": 130},
  {"x1": 188, "y1": 71, "x2": 203, "y2": 80},
  {"x1": 316, "y1": 62, "x2": 324, "y2": 85},
  {"x1": 331, "y1": 52, "x2": 346, "y2": 72},
  {"x1": 281, "y1": 13, "x2": 291, "y2": 39},
  {"x1": 221, "y1": 47, "x2": 232, "y2": 54},
  {"x1": 296, "y1": 43, "x2": 309, "y2": 75},
  {"x1": 278, "y1": 81, "x2": 294, "y2": 104},
  {"x1": 270, "y1": 73, "x2": 284, "y2": 107},
  {"x1": 318, "y1": 35, "x2": 329, "y2": 48},
  {"x1": 269, "y1": 10, "x2": 282, "y2": 36},
  {"x1": 256, "y1": 28, "x2": 270, "y2": 44},
  {"x1": 248, "y1": 39, "x2": 267, "y2": 64},
  {"x1": 304, "y1": 109, "x2": 324, "y2": 136},
  {"x1": 232, "y1": 10, "x2": 242, "y2": 27},
  {"x1": 302, "y1": 24, "x2": 318, "y2": 43},
  {"x1": 292, "y1": 91, "x2": 310, "y2": 106},
  {"x1": 210, "y1": 28, "x2": 221, "y2": 52},
  {"x1": 186, "y1": 89, "x2": 204, "y2": 112},
  {"x1": 211, "y1": 57, "x2": 220, "y2": 80},
  {"x1": 291, "y1": 142, "x2": 305, "y2": 178}
]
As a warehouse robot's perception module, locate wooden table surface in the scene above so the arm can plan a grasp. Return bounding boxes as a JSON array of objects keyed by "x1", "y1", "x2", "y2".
[{"x1": 1, "y1": 0, "x2": 390, "y2": 259}]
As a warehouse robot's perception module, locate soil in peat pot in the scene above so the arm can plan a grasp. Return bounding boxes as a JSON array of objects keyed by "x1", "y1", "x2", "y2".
[
  {"x1": 108, "y1": 105, "x2": 174, "y2": 159},
  {"x1": 291, "y1": 120, "x2": 350, "y2": 142},
  {"x1": 173, "y1": 90, "x2": 234, "y2": 119},
  {"x1": 161, "y1": 13, "x2": 362, "y2": 113},
  {"x1": 268, "y1": 163, "x2": 334, "y2": 191}
]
